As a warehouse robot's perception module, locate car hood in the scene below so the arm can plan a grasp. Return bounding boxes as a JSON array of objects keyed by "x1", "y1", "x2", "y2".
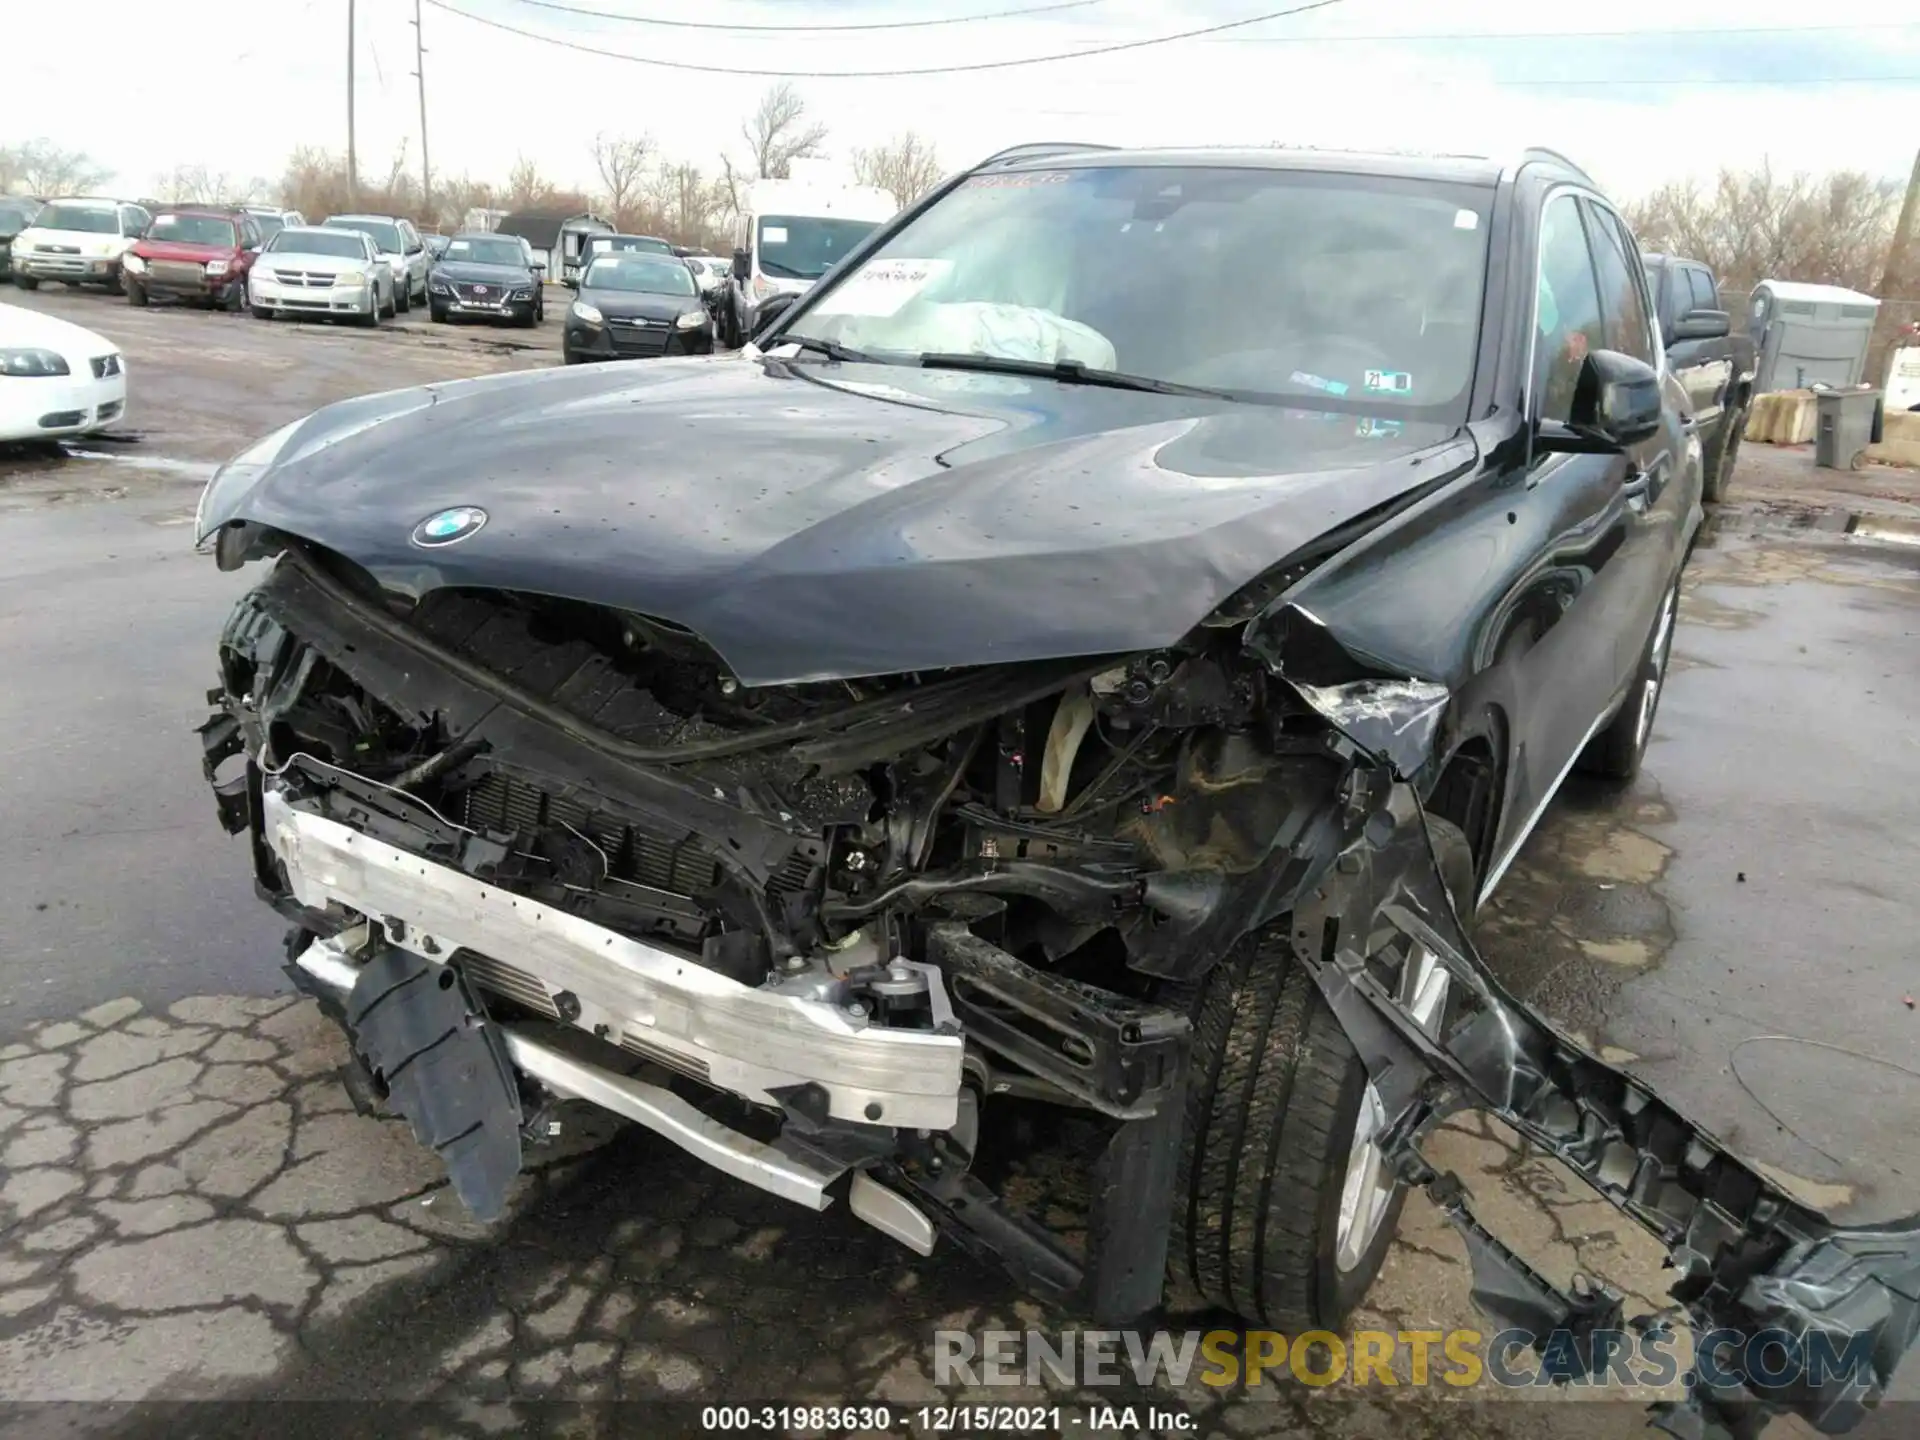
[
  {"x1": 17, "y1": 226, "x2": 123, "y2": 250},
  {"x1": 0, "y1": 300, "x2": 115, "y2": 356},
  {"x1": 197, "y1": 355, "x2": 1470, "y2": 685},
  {"x1": 135, "y1": 239, "x2": 238, "y2": 263},
  {"x1": 575, "y1": 287, "x2": 703, "y2": 321},
  {"x1": 434, "y1": 260, "x2": 534, "y2": 286},
  {"x1": 260, "y1": 252, "x2": 367, "y2": 274}
]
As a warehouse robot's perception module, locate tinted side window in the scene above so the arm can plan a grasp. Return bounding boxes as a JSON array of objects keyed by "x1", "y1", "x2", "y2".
[
  {"x1": 1586, "y1": 204, "x2": 1655, "y2": 364},
  {"x1": 1533, "y1": 194, "x2": 1606, "y2": 423},
  {"x1": 1688, "y1": 266, "x2": 1719, "y2": 315}
]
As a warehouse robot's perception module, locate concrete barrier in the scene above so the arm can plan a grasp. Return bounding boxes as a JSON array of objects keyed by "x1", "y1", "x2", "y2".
[
  {"x1": 1866, "y1": 408, "x2": 1920, "y2": 470},
  {"x1": 1748, "y1": 390, "x2": 1818, "y2": 445}
]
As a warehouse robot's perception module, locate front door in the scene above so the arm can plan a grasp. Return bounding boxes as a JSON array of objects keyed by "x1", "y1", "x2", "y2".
[{"x1": 1496, "y1": 192, "x2": 1674, "y2": 838}]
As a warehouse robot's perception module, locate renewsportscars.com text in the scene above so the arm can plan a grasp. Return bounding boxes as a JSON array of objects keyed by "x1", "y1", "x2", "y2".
[{"x1": 933, "y1": 1326, "x2": 1876, "y2": 1392}]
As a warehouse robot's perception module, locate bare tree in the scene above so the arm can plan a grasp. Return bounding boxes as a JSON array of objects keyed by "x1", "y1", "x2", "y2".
[
  {"x1": 740, "y1": 82, "x2": 827, "y2": 182},
  {"x1": 431, "y1": 172, "x2": 497, "y2": 232},
  {"x1": 4, "y1": 139, "x2": 111, "y2": 197},
  {"x1": 153, "y1": 165, "x2": 265, "y2": 206},
  {"x1": 852, "y1": 132, "x2": 941, "y2": 209},
  {"x1": 591, "y1": 132, "x2": 655, "y2": 229},
  {"x1": 644, "y1": 162, "x2": 721, "y2": 245},
  {"x1": 1623, "y1": 163, "x2": 1903, "y2": 302},
  {"x1": 504, "y1": 155, "x2": 559, "y2": 213}
]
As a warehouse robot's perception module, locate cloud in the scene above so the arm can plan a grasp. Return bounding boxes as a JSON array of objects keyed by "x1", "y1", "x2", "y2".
[{"x1": 10, "y1": 0, "x2": 1916, "y2": 199}]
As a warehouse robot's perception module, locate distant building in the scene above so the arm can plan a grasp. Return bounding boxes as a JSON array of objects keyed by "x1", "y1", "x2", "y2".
[
  {"x1": 493, "y1": 209, "x2": 614, "y2": 283},
  {"x1": 462, "y1": 207, "x2": 511, "y2": 234}
]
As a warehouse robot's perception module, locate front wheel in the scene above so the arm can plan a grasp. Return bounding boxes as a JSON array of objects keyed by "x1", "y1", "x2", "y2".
[
  {"x1": 249, "y1": 303, "x2": 275, "y2": 320},
  {"x1": 14, "y1": 275, "x2": 38, "y2": 291},
  {"x1": 395, "y1": 282, "x2": 411, "y2": 314},
  {"x1": 1165, "y1": 816, "x2": 1474, "y2": 1330},
  {"x1": 126, "y1": 280, "x2": 148, "y2": 307}
]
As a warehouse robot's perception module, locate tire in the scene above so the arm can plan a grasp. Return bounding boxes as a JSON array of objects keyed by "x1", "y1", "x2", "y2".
[
  {"x1": 126, "y1": 280, "x2": 148, "y2": 307},
  {"x1": 395, "y1": 281, "x2": 411, "y2": 314},
  {"x1": 250, "y1": 304, "x2": 275, "y2": 320},
  {"x1": 14, "y1": 275, "x2": 38, "y2": 291},
  {"x1": 1165, "y1": 816, "x2": 1475, "y2": 1331},
  {"x1": 1579, "y1": 575, "x2": 1680, "y2": 782},
  {"x1": 355, "y1": 303, "x2": 379, "y2": 328},
  {"x1": 1702, "y1": 407, "x2": 1745, "y2": 503},
  {"x1": 380, "y1": 288, "x2": 396, "y2": 321},
  {"x1": 429, "y1": 303, "x2": 449, "y2": 324}
]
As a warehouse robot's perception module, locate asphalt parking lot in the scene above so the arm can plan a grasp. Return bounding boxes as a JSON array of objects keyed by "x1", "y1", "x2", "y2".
[{"x1": 2, "y1": 284, "x2": 1917, "y2": 1437}]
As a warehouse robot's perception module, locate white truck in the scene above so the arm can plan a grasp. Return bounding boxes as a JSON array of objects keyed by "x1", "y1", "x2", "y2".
[{"x1": 719, "y1": 162, "x2": 896, "y2": 348}]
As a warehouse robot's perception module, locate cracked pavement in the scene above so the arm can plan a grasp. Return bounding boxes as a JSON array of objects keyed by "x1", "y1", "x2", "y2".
[
  {"x1": 4, "y1": 288, "x2": 1918, "y2": 1436},
  {"x1": 0, "y1": 988, "x2": 1691, "y2": 1434}
]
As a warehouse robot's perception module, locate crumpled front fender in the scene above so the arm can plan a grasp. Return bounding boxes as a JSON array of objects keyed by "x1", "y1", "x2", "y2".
[{"x1": 1290, "y1": 772, "x2": 1920, "y2": 1439}]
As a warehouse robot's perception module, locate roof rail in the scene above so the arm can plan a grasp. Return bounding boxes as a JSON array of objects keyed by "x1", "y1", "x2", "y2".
[
  {"x1": 974, "y1": 142, "x2": 1120, "y2": 170},
  {"x1": 1517, "y1": 147, "x2": 1595, "y2": 185}
]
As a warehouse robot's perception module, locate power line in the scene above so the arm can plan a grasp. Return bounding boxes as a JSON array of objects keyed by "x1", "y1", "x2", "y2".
[
  {"x1": 496, "y1": 0, "x2": 1107, "y2": 31},
  {"x1": 1221, "y1": 20, "x2": 1920, "y2": 42},
  {"x1": 417, "y1": 0, "x2": 1344, "y2": 77},
  {"x1": 1489, "y1": 74, "x2": 1920, "y2": 87}
]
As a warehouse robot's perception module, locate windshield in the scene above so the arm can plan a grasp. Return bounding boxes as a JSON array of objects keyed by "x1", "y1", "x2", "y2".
[
  {"x1": 583, "y1": 256, "x2": 697, "y2": 296},
  {"x1": 251, "y1": 213, "x2": 286, "y2": 239},
  {"x1": 34, "y1": 204, "x2": 120, "y2": 235},
  {"x1": 269, "y1": 230, "x2": 368, "y2": 259},
  {"x1": 325, "y1": 218, "x2": 402, "y2": 253},
  {"x1": 784, "y1": 166, "x2": 1492, "y2": 416},
  {"x1": 441, "y1": 236, "x2": 525, "y2": 267},
  {"x1": 0, "y1": 201, "x2": 38, "y2": 234},
  {"x1": 148, "y1": 214, "x2": 237, "y2": 247},
  {"x1": 757, "y1": 215, "x2": 878, "y2": 281}
]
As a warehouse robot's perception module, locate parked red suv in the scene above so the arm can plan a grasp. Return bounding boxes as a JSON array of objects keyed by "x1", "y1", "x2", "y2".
[{"x1": 122, "y1": 208, "x2": 264, "y2": 310}]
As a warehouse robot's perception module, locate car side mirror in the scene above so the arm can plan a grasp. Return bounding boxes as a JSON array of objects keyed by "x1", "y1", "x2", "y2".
[
  {"x1": 562, "y1": 275, "x2": 577, "y2": 290},
  {"x1": 1671, "y1": 308, "x2": 1730, "y2": 342},
  {"x1": 753, "y1": 290, "x2": 800, "y2": 337},
  {"x1": 731, "y1": 248, "x2": 749, "y2": 276},
  {"x1": 1537, "y1": 349, "x2": 1663, "y2": 453}
]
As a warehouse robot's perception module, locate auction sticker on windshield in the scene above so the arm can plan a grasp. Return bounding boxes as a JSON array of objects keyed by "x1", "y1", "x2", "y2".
[
  {"x1": 961, "y1": 171, "x2": 1072, "y2": 189},
  {"x1": 811, "y1": 258, "x2": 953, "y2": 318}
]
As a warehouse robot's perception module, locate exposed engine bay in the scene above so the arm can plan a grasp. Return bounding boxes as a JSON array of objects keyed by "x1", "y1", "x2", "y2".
[{"x1": 202, "y1": 543, "x2": 1920, "y2": 1440}]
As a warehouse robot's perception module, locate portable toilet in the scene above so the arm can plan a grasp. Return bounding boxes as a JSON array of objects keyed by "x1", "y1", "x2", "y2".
[{"x1": 1747, "y1": 280, "x2": 1881, "y2": 394}]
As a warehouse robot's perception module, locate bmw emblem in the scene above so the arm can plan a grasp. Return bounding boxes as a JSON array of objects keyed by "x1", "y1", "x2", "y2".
[{"x1": 411, "y1": 506, "x2": 488, "y2": 548}]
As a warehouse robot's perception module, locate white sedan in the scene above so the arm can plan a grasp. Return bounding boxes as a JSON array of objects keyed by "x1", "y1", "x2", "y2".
[{"x1": 0, "y1": 301, "x2": 127, "y2": 443}]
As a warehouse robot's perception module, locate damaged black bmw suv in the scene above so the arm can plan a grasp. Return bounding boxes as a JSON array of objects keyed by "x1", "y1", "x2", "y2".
[{"x1": 195, "y1": 144, "x2": 1918, "y2": 1435}]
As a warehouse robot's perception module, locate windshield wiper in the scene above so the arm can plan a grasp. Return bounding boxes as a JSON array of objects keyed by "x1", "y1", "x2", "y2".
[
  {"x1": 783, "y1": 336, "x2": 875, "y2": 363},
  {"x1": 914, "y1": 352, "x2": 1233, "y2": 400}
]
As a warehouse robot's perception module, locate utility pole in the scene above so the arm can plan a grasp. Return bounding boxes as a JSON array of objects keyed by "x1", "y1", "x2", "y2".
[
  {"x1": 1867, "y1": 145, "x2": 1920, "y2": 388},
  {"x1": 413, "y1": 0, "x2": 431, "y2": 224},
  {"x1": 346, "y1": 0, "x2": 359, "y2": 209}
]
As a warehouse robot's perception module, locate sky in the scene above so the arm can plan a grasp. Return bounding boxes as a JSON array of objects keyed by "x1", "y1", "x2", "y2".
[{"x1": 8, "y1": 0, "x2": 1918, "y2": 202}]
